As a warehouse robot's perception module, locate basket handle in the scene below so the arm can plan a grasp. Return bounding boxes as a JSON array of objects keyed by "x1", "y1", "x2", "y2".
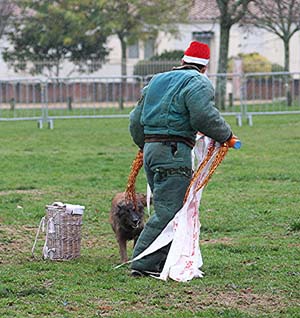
[{"x1": 31, "y1": 216, "x2": 45, "y2": 257}]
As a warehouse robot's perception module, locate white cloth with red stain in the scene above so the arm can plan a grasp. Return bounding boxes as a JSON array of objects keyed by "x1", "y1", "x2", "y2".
[
  {"x1": 159, "y1": 186, "x2": 204, "y2": 282},
  {"x1": 130, "y1": 136, "x2": 221, "y2": 282}
]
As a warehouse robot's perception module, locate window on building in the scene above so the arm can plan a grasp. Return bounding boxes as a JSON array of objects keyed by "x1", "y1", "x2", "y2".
[
  {"x1": 128, "y1": 41, "x2": 139, "y2": 59},
  {"x1": 144, "y1": 38, "x2": 155, "y2": 59},
  {"x1": 192, "y1": 31, "x2": 214, "y2": 45}
]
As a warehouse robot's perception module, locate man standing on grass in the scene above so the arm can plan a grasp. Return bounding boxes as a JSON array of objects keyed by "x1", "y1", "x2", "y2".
[{"x1": 129, "y1": 41, "x2": 238, "y2": 277}]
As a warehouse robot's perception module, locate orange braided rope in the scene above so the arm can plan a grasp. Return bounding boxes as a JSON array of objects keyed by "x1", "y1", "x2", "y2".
[
  {"x1": 126, "y1": 141, "x2": 229, "y2": 208},
  {"x1": 125, "y1": 150, "x2": 144, "y2": 209},
  {"x1": 183, "y1": 142, "x2": 229, "y2": 203}
]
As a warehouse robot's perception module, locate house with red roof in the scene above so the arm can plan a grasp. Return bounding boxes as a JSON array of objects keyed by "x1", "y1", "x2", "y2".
[{"x1": 0, "y1": 0, "x2": 299, "y2": 78}]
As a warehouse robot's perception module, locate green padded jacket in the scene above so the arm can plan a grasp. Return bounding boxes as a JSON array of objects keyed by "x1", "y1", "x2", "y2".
[{"x1": 129, "y1": 66, "x2": 232, "y2": 149}]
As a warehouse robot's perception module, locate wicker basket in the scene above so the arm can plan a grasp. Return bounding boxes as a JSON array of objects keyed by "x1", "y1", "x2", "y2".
[{"x1": 41, "y1": 203, "x2": 84, "y2": 260}]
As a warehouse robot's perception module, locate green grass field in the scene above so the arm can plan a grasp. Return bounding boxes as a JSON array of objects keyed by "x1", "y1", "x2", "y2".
[{"x1": 0, "y1": 115, "x2": 299, "y2": 317}]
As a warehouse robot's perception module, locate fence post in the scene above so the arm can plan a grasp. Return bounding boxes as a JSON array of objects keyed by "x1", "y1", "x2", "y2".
[
  {"x1": 10, "y1": 83, "x2": 17, "y2": 111},
  {"x1": 39, "y1": 81, "x2": 49, "y2": 129},
  {"x1": 228, "y1": 93, "x2": 233, "y2": 108},
  {"x1": 236, "y1": 114, "x2": 242, "y2": 127},
  {"x1": 247, "y1": 114, "x2": 253, "y2": 126},
  {"x1": 67, "y1": 96, "x2": 72, "y2": 110},
  {"x1": 9, "y1": 98, "x2": 15, "y2": 111},
  {"x1": 240, "y1": 73, "x2": 248, "y2": 126}
]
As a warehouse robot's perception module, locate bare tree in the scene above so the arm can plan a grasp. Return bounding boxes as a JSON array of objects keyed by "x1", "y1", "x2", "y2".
[
  {"x1": 215, "y1": 0, "x2": 253, "y2": 109},
  {"x1": 246, "y1": 0, "x2": 300, "y2": 73},
  {"x1": 245, "y1": 0, "x2": 300, "y2": 106},
  {"x1": 0, "y1": 0, "x2": 15, "y2": 39}
]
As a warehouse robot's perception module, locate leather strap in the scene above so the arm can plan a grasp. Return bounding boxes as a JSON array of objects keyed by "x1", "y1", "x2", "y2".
[{"x1": 144, "y1": 134, "x2": 195, "y2": 149}]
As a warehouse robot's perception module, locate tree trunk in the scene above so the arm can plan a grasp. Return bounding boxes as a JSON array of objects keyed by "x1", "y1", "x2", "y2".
[
  {"x1": 215, "y1": 23, "x2": 230, "y2": 110},
  {"x1": 119, "y1": 36, "x2": 127, "y2": 110},
  {"x1": 283, "y1": 38, "x2": 290, "y2": 72},
  {"x1": 56, "y1": 62, "x2": 60, "y2": 78},
  {"x1": 284, "y1": 39, "x2": 292, "y2": 106}
]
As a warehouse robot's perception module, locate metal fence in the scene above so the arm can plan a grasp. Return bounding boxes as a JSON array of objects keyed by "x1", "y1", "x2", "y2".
[
  {"x1": 0, "y1": 72, "x2": 299, "y2": 127},
  {"x1": 0, "y1": 76, "x2": 144, "y2": 128},
  {"x1": 242, "y1": 72, "x2": 300, "y2": 125}
]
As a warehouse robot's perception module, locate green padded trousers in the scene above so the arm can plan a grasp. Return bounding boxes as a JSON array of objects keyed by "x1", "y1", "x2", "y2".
[{"x1": 131, "y1": 141, "x2": 192, "y2": 273}]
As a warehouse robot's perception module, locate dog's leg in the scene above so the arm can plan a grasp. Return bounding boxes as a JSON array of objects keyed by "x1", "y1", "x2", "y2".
[{"x1": 118, "y1": 237, "x2": 128, "y2": 263}]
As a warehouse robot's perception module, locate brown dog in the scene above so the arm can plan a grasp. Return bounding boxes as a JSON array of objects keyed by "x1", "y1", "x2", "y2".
[{"x1": 109, "y1": 192, "x2": 147, "y2": 263}]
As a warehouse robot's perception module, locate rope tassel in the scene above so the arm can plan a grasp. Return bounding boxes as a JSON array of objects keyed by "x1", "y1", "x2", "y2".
[
  {"x1": 184, "y1": 141, "x2": 228, "y2": 202},
  {"x1": 125, "y1": 149, "x2": 144, "y2": 210}
]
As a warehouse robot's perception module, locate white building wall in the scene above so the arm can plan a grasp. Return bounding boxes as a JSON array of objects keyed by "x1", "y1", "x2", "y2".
[
  {"x1": 0, "y1": 23, "x2": 299, "y2": 78},
  {"x1": 229, "y1": 24, "x2": 300, "y2": 72},
  {"x1": 156, "y1": 23, "x2": 220, "y2": 74},
  {"x1": 292, "y1": 32, "x2": 300, "y2": 72},
  {"x1": 163, "y1": 23, "x2": 300, "y2": 73}
]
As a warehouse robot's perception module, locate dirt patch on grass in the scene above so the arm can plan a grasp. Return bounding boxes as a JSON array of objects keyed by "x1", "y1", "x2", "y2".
[
  {"x1": 0, "y1": 189, "x2": 44, "y2": 196},
  {"x1": 288, "y1": 243, "x2": 300, "y2": 247},
  {"x1": 162, "y1": 288, "x2": 288, "y2": 315},
  {"x1": 92, "y1": 287, "x2": 289, "y2": 316},
  {"x1": 209, "y1": 289, "x2": 284, "y2": 313},
  {"x1": 0, "y1": 225, "x2": 36, "y2": 263},
  {"x1": 201, "y1": 237, "x2": 233, "y2": 245},
  {"x1": 176, "y1": 287, "x2": 291, "y2": 315}
]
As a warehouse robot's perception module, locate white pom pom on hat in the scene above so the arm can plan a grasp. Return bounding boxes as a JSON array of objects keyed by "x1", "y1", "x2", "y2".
[{"x1": 182, "y1": 41, "x2": 210, "y2": 66}]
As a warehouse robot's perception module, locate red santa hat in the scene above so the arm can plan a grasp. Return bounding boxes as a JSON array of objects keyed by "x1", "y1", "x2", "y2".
[{"x1": 182, "y1": 41, "x2": 210, "y2": 66}]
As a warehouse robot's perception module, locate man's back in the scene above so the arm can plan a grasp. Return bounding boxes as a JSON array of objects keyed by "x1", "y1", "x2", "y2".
[{"x1": 142, "y1": 68, "x2": 209, "y2": 139}]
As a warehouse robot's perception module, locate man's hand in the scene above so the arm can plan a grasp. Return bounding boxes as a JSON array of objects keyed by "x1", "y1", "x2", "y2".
[{"x1": 226, "y1": 135, "x2": 241, "y2": 149}]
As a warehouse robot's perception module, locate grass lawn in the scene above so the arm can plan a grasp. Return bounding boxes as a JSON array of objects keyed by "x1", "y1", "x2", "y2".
[{"x1": 0, "y1": 114, "x2": 299, "y2": 317}]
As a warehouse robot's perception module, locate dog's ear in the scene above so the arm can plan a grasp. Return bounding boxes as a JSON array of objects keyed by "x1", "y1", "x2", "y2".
[
  {"x1": 136, "y1": 194, "x2": 146, "y2": 206},
  {"x1": 117, "y1": 202, "x2": 124, "y2": 209},
  {"x1": 116, "y1": 201, "x2": 126, "y2": 215},
  {"x1": 137, "y1": 201, "x2": 145, "y2": 213}
]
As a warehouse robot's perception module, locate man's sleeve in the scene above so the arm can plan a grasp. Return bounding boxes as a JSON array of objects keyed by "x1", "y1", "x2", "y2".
[
  {"x1": 129, "y1": 90, "x2": 146, "y2": 149},
  {"x1": 184, "y1": 77, "x2": 232, "y2": 143}
]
